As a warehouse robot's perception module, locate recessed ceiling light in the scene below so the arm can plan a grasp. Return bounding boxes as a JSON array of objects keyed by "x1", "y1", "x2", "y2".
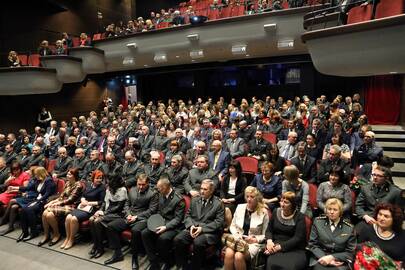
[
  {"x1": 245, "y1": 54, "x2": 250, "y2": 57},
  {"x1": 191, "y1": 60, "x2": 195, "y2": 62},
  {"x1": 144, "y1": 64, "x2": 148, "y2": 67},
  {"x1": 175, "y1": 55, "x2": 180, "y2": 58},
  {"x1": 389, "y1": 71, "x2": 398, "y2": 74}
]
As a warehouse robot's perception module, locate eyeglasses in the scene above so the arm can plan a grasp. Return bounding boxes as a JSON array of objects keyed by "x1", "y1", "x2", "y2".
[{"x1": 371, "y1": 173, "x2": 385, "y2": 178}]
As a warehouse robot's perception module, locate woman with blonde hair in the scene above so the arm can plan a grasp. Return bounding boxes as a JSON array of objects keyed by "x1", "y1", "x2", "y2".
[
  {"x1": 224, "y1": 186, "x2": 269, "y2": 270},
  {"x1": 8, "y1": 50, "x2": 21, "y2": 67},
  {"x1": 264, "y1": 191, "x2": 308, "y2": 270}
]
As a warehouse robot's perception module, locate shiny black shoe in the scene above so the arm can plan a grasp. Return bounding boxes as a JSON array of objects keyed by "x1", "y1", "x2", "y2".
[
  {"x1": 93, "y1": 249, "x2": 104, "y2": 259},
  {"x1": 48, "y1": 236, "x2": 61, "y2": 246},
  {"x1": 0, "y1": 227, "x2": 14, "y2": 236},
  {"x1": 16, "y1": 232, "x2": 28, "y2": 242},
  {"x1": 37, "y1": 238, "x2": 50, "y2": 247},
  {"x1": 132, "y1": 255, "x2": 139, "y2": 270},
  {"x1": 22, "y1": 233, "x2": 39, "y2": 242},
  {"x1": 104, "y1": 254, "x2": 124, "y2": 265},
  {"x1": 88, "y1": 245, "x2": 97, "y2": 256}
]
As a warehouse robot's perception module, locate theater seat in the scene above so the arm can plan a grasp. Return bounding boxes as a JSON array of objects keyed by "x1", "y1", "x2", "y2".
[
  {"x1": 54, "y1": 178, "x2": 65, "y2": 194},
  {"x1": 18, "y1": 54, "x2": 28, "y2": 66},
  {"x1": 208, "y1": 8, "x2": 220, "y2": 20},
  {"x1": 92, "y1": 33, "x2": 102, "y2": 41},
  {"x1": 375, "y1": 0, "x2": 404, "y2": 19},
  {"x1": 231, "y1": 5, "x2": 245, "y2": 17},
  {"x1": 72, "y1": 37, "x2": 80, "y2": 47},
  {"x1": 157, "y1": 22, "x2": 170, "y2": 29},
  {"x1": 305, "y1": 216, "x2": 312, "y2": 241},
  {"x1": 236, "y1": 156, "x2": 259, "y2": 175},
  {"x1": 221, "y1": 6, "x2": 232, "y2": 18},
  {"x1": 347, "y1": 4, "x2": 373, "y2": 24},
  {"x1": 282, "y1": 1, "x2": 289, "y2": 9},
  {"x1": 262, "y1": 132, "x2": 277, "y2": 144},
  {"x1": 28, "y1": 54, "x2": 41, "y2": 67},
  {"x1": 308, "y1": 183, "x2": 318, "y2": 211},
  {"x1": 47, "y1": 159, "x2": 57, "y2": 173}
]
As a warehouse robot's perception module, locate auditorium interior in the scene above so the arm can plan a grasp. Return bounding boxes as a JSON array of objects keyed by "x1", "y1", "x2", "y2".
[{"x1": 0, "y1": 0, "x2": 404, "y2": 269}]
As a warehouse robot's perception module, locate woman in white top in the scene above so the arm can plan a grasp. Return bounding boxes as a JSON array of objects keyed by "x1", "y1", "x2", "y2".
[{"x1": 224, "y1": 186, "x2": 269, "y2": 270}]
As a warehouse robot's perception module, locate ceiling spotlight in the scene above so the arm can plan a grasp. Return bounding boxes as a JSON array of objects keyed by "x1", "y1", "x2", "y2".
[
  {"x1": 126, "y1": 42, "x2": 137, "y2": 49},
  {"x1": 277, "y1": 39, "x2": 294, "y2": 50},
  {"x1": 264, "y1": 23, "x2": 277, "y2": 31},
  {"x1": 144, "y1": 64, "x2": 149, "y2": 67},
  {"x1": 154, "y1": 53, "x2": 167, "y2": 63},
  {"x1": 123, "y1": 57, "x2": 135, "y2": 65},
  {"x1": 232, "y1": 45, "x2": 247, "y2": 55},
  {"x1": 175, "y1": 55, "x2": 180, "y2": 58},
  {"x1": 187, "y1": 33, "x2": 199, "y2": 41},
  {"x1": 190, "y1": 49, "x2": 204, "y2": 59}
]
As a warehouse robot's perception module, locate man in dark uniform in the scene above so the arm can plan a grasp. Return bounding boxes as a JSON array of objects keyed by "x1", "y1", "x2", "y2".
[
  {"x1": 138, "y1": 126, "x2": 154, "y2": 159},
  {"x1": 51, "y1": 147, "x2": 73, "y2": 178},
  {"x1": 141, "y1": 177, "x2": 185, "y2": 270},
  {"x1": 2, "y1": 144, "x2": 17, "y2": 166},
  {"x1": 317, "y1": 145, "x2": 351, "y2": 184},
  {"x1": 165, "y1": 154, "x2": 188, "y2": 195},
  {"x1": 81, "y1": 150, "x2": 104, "y2": 182},
  {"x1": 143, "y1": 151, "x2": 165, "y2": 188},
  {"x1": 174, "y1": 179, "x2": 224, "y2": 269},
  {"x1": 102, "y1": 153, "x2": 122, "y2": 183},
  {"x1": 104, "y1": 174, "x2": 158, "y2": 269},
  {"x1": 355, "y1": 165, "x2": 402, "y2": 225},
  {"x1": 185, "y1": 155, "x2": 218, "y2": 198},
  {"x1": 122, "y1": 150, "x2": 144, "y2": 188},
  {"x1": 71, "y1": 148, "x2": 89, "y2": 179}
]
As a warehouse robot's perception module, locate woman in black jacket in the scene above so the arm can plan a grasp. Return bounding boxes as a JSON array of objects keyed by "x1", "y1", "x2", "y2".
[{"x1": 220, "y1": 159, "x2": 247, "y2": 214}]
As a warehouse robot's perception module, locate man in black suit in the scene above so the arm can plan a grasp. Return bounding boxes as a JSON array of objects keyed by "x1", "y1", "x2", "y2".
[
  {"x1": 102, "y1": 153, "x2": 122, "y2": 183},
  {"x1": 81, "y1": 150, "x2": 104, "y2": 181},
  {"x1": 290, "y1": 142, "x2": 316, "y2": 183},
  {"x1": 165, "y1": 154, "x2": 189, "y2": 195},
  {"x1": 278, "y1": 119, "x2": 304, "y2": 141},
  {"x1": 174, "y1": 179, "x2": 224, "y2": 269},
  {"x1": 2, "y1": 144, "x2": 17, "y2": 166},
  {"x1": 143, "y1": 151, "x2": 165, "y2": 188},
  {"x1": 238, "y1": 120, "x2": 254, "y2": 143},
  {"x1": 7, "y1": 133, "x2": 21, "y2": 155},
  {"x1": 71, "y1": 148, "x2": 89, "y2": 179},
  {"x1": 248, "y1": 130, "x2": 271, "y2": 161},
  {"x1": 175, "y1": 128, "x2": 191, "y2": 154},
  {"x1": 51, "y1": 147, "x2": 73, "y2": 178},
  {"x1": 122, "y1": 150, "x2": 144, "y2": 188},
  {"x1": 102, "y1": 136, "x2": 123, "y2": 163},
  {"x1": 24, "y1": 145, "x2": 46, "y2": 170},
  {"x1": 141, "y1": 177, "x2": 185, "y2": 270},
  {"x1": 185, "y1": 155, "x2": 218, "y2": 198},
  {"x1": 317, "y1": 145, "x2": 351, "y2": 184},
  {"x1": 104, "y1": 174, "x2": 159, "y2": 269},
  {"x1": 138, "y1": 126, "x2": 154, "y2": 159},
  {"x1": 305, "y1": 118, "x2": 326, "y2": 148}
]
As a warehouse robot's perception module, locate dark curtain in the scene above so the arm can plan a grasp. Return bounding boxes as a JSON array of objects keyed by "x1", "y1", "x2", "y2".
[{"x1": 364, "y1": 75, "x2": 401, "y2": 125}]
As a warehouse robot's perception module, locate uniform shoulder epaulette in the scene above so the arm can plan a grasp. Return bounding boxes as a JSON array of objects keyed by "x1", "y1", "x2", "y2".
[{"x1": 342, "y1": 219, "x2": 353, "y2": 227}]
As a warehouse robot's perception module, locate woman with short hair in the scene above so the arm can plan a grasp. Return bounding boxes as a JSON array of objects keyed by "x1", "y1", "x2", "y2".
[
  {"x1": 307, "y1": 198, "x2": 356, "y2": 270},
  {"x1": 251, "y1": 162, "x2": 282, "y2": 210},
  {"x1": 264, "y1": 191, "x2": 308, "y2": 270},
  {"x1": 224, "y1": 186, "x2": 269, "y2": 270}
]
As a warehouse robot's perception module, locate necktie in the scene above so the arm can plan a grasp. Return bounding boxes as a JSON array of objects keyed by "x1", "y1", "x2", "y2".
[{"x1": 284, "y1": 144, "x2": 291, "y2": 159}]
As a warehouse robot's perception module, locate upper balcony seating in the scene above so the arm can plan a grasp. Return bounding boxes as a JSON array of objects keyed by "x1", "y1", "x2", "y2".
[
  {"x1": 375, "y1": 0, "x2": 404, "y2": 19},
  {"x1": 346, "y1": 4, "x2": 373, "y2": 24}
]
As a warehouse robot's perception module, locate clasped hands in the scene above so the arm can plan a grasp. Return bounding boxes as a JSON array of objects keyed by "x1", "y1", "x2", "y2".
[
  {"x1": 190, "y1": 225, "x2": 202, "y2": 238},
  {"x1": 264, "y1": 239, "x2": 281, "y2": 255},
  {"x1": 318, "y1": 255, "x2": 344, "y2": 267}
]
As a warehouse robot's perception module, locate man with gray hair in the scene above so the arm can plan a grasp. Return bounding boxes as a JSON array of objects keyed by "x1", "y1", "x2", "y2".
[
  {"x1": 185, "y1": 155, "x2": 218, "y2": 197},
  {"x1": 144, "y1": 151, "x2": 165, "y2": 188},
  {"x1": 277, "y1": 131, "x2": 298, "y2": 161},
  {"x1": 165, "y1": 154, "x2": 188, "y2": 194},
  {"x1": 122, "y1": 150, "x2": 144, "y2": 188},
  {"x1": 52, "y1": 147, "x2": 73, "y2": 178},
  {"x1": 353, "y1": 131, "x2": 383, "y2": 167},
  {"x1": 317, "y1": 145, "x2": 351, "y2": 184},
  {"x1": 174, "y1": 179, "x2": 224, "y2": 269},
  {"x1": 24, "y1": 145, "x2": 45, "y2": 170}
]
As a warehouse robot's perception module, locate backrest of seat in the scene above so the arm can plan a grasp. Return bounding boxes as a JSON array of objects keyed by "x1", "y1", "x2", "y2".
[
  {"x1": 183, "y1": 195, "x2": 191, "y2": 213},
  {"x1": 235, "y1": 156, "x2": 259, "y2": 174},
  {"x1": 305, "y1": 215, "x2": 312, "y2": 241},
  {"x1": 375, "y1": 0, "x2": 404, "y2": 19},
  {"x1": 263, "y1": 132, "x2": 277, "y2": 144},
  {"x1": 19, "y1": 54, "x2": 28, "y2": 66},
  {"x1": 29, "y1": 54, "x2": 41, "y2": 67},
  {"x1": 347, "y1": 5, "x2": 373, "y2": 24},
  {"x1": 308, "y1": 183, "x2": 318, "y2": 210}
]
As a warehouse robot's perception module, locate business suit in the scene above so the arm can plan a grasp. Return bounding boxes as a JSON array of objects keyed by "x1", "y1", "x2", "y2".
[
  {"x1": 177, "y1": 136, "x2": 191, "y2": 154},
  {"x1": 71, "y1": 156, "x2": 89, "y2": 179},
  {"x1": 174, "y1": 196, "x2": 224, "y2": 268},
  {"x1": 317, "y1": 158, "x2": 351, "y2": 185},
  {"x1": 225, "y1": 137, "x2": 246, "y2": 158},
  {"x1": 105, "y1": 186, "x2": 158, "y2": 254},
  {"x1": 248, "y1": 139, "x2": 270, "y2": 160},
  {"x1": 141, "y1": 190, "x2": 185, "y2": 266},
  {"x1": 239, "y1": 127, "x2": 254, "y2": 143},
  {"x1": 24, "y1": 153, "x2": 46, "y2": 170},
  {"x1": 20, "y1": 177, "x2": 56, "y2": 236},
  {"x1": 307, "y1": 216, "x2": 356, "y2": 270},
  {"x1": 52, "y1": 156, "x2": 73, "y2": 178},
  {"x1": 306, "y1": 128, "x2": 327, "y2": 148},
  {"x1": 45, "y1": 142, "x2": 60, "y2": 160},
  {"x1": 0, "y1": 166, "x2": 10, "y2": 185},
  {"x1": 278, "y1": 128, "x2": 304, "y2": 141},
  {"x1": 165, "y1": 166, "x2": 189, "y2": 194},
  {"x1": 122, "y1": 160, "x2": 144, "y2": 188},
  {"x1": 152, "y1": 135, "x2": 170, "y2": 152},
  {"x1": 277, "y1": 140, "x2": 297, "y2": 160},
  {"x1": 81, "y1": 159, "x2": 104, "y2": 181},
  {"x1": 2, "y1": 151, "x2": 17, "y2": 166},
  {"x1": 138, "y1": 134, "x2": 154, "y2": 158},
  {"x1": 143, "y1": 164, "x2": 165, "y2": 188},
  {"x1": 101, "y1": 161, "x2": 122, "y2": 183},
  {"x1": 353, "y1": 142, "x2": 383, "y2": 166},
  {"x1": 208, "y1": 150, "x2": 231, "y2": 177},
  {"x1": 290, "y1": 155, "x2": 317, "y2": 182},
  {"x1": 102, "y1": 145, "x2": 123, "y2": 163},
  {"x1": 185, "y1": 149, "x2": 207, "y2": 169},
  {"x1": 184, "y1": 168, "x2": 218, "y2": 195}
]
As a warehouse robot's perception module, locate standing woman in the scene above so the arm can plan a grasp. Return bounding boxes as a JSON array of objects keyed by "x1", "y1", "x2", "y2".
[
  {"x1": 264, "y1": 192, "x2": 308, "y2": 270},
  {"x1": 38, "y1": 168, "x2": 83, "y2": 246},
  {"x1": 307, "y1": 198, "x2": 356, "y2": 270},
  {"x1": 220, "y1": 160, "x2": 247, "y2": 214},
  {"x1": 224, "y1": 186, "x2": 269, "y2": 270},
  {"x1": 88, "y1": 175, "x2": 127, "y2": 258},
  {"x1": 251, "y1": 162, "x2": 282, "y2": 210},
  {"x1": 62, "y1": 170, "x2": 106, "y2": 250},
  {"x1": 38, "y1": 107, "x2": 52, "y2": 129}
]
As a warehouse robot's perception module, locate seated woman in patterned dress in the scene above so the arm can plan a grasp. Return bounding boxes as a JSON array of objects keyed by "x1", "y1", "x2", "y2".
[{"x1": 38, "y1": 168, "x2": 83, "y2": 247}]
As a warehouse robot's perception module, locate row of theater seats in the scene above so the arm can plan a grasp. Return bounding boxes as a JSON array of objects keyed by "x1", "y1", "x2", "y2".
[{"x1": 347, "y1": 0, "x2": 404, "y2": 24}]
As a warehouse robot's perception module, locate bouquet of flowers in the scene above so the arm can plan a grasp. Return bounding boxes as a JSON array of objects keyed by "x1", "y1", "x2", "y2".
[
  {"x1": 350, "y1": 176, "x2": 369, "y2": 195},
  {"x1": 354, "y1": 241, "x2": 402, "y2": 270}
]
